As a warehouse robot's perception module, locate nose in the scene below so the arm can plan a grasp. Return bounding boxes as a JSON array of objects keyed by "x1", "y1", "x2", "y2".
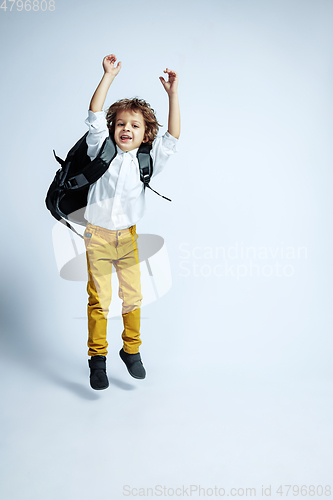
[{"x1": 122, "y1": 122, "x2": 130, "y2": 130}]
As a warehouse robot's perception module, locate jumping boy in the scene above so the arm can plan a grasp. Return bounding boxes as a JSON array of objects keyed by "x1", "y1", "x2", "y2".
[{"x1": 84, "y1": 54, "x2": 180, "y2": 390}]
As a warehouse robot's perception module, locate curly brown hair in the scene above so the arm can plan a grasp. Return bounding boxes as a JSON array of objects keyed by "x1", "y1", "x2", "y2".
[{"x1": 105, "y1": 98, "x2": 162, "y2": 145}]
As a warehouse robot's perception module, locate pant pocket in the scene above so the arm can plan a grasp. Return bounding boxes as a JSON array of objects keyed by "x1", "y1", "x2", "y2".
[{"x1": 84, "y1": 229, "x2": 96, "y2": 250}]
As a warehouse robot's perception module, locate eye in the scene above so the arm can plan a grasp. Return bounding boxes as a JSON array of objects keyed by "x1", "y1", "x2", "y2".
[{"x1": 133, "y1": 125, "x2": 139, "y2": 128}]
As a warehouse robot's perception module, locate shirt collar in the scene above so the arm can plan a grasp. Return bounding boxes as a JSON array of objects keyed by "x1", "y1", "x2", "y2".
[{"x1": 116, "y1": 145, "x2": 139, "y2": 159}]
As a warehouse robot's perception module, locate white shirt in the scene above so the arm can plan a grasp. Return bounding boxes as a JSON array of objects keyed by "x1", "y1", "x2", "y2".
[{"x1": 83, "y1": 110, "x2": 178, "y2": 230}]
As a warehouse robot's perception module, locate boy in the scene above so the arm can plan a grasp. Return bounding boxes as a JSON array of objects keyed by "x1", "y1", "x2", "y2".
[{"x1": 84, "y1": 54, "x2": 180, "y2": 390}]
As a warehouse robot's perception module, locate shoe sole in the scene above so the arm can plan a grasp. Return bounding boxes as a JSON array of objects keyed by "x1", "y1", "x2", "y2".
[{"x1": 90, "y1": 383, "x2": 109, "y2": 390}]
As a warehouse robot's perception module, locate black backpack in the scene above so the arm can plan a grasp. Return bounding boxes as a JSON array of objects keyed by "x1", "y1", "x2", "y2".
[{"x1": 45, "y1": 131, "x2": 171, "y2": 237}]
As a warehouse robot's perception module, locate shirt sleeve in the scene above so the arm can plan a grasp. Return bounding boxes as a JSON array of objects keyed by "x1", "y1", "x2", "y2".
[
  {"x1": 150, "y1": 130, "x2": 178, "y2": 178},
  {"x1": 84, "y1": 110, "x2": 109, "y2": 161}
]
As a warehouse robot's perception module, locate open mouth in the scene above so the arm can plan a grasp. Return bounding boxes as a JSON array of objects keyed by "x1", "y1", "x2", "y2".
[{"x1": 120, "y1": 135, "x2": 132, "y2": 141}]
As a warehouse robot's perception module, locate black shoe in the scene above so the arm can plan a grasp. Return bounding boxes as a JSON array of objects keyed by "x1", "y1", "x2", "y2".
[
  {"x1": 119, "y1": 348, "x2": 146, "y2": 379},
  {"x1": 88, "y1": 355, "x2": 109, "y2": 390}
]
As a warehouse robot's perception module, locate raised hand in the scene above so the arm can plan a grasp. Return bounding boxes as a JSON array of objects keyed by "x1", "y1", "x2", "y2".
[
  {"x1": 89, "y1": 54, "x2": 121, "y2": 112},
  {"x1": 102, "y1": 54, "x2": 122, "y2": 77},
  {"x1": 159, "y1": 68, "x2": 178, "y2": 95}
]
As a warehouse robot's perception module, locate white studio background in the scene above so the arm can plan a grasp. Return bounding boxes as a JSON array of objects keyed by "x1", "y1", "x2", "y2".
[{"x1": 1, "y1": 0, "x2": 333, "y2": 499}]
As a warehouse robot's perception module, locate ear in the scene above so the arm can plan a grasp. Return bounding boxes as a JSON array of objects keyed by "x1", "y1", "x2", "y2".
[{"x1": 142, "y1": 133, "x2": 149, "y2": 143}]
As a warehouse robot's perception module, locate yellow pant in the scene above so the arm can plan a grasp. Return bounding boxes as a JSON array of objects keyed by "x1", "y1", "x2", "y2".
[{"x1": 84, "y1": 222, "x2": 143, "y2": 357}]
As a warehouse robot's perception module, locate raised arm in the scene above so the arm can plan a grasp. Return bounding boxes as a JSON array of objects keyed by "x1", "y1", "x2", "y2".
[
  {"x1": 159, "y1": 68, "x2": 181, "y2": 139},
  {"x1": 89, "y1": 54, "x2": 122, "y2": 112}
]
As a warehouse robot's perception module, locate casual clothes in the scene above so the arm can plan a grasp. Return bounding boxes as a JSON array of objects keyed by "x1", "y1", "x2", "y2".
[
  {"x1": 83, "y1": 110, "x2": 178, "y2": 356},
  {"x1": 84, "y1": 110, "x2": 178, "y2": 230}
]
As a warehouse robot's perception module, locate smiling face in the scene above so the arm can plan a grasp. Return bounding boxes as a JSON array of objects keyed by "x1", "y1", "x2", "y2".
[{"x1": 113, "y1": 109, "x2": 148, "y2": 152}]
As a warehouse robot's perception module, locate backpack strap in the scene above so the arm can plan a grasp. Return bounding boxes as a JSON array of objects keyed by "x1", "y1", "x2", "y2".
[
  {"x1": 61, "y1": 219, "x2": 85, "y2": 239},
  {"x1": 138, "y1": 143, "x2": 153, "y2": 187},
  {"x1": 137, "y1": 142, "x2": 172, "y2": 202},
  {"x1": 146, "y1": 184, "x2": 172, "y2": 202},
  {"x1": 61, "y1": 133, "x2": 117, "y2": 190}
]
